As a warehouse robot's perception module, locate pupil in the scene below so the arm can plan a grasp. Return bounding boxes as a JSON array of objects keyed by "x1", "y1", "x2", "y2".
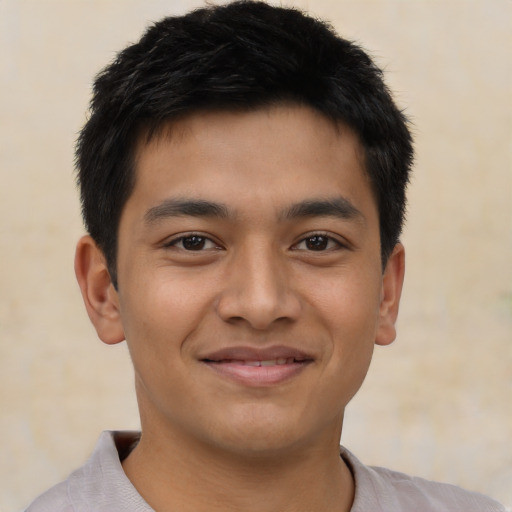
[
  {"x1": 183, "y1": 236, "x2": 205, "y2": 250},
  {"x1": 306, "y1": 235, "x2": 328, "y2": 250}
]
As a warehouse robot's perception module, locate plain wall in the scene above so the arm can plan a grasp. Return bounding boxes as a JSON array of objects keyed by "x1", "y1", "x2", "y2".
[{"x1": 1, "y1": 0, "x2": 511, "y2": 510}]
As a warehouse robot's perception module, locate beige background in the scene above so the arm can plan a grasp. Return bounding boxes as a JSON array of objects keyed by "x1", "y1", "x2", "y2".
[{"x1": 1, "y1": 0, "x2": 511, "y2": 510}]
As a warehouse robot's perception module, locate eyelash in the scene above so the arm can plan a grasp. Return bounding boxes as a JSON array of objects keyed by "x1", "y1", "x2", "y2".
[
  {"x1": 164, "y1": 232, "x2": 345, "y2": 252},
  {"x1": 164, "y1": 233, "x2": 222, "y2": 251},
  {"x1": 292, "y1": 233, "x2": 345, "y2": 252}
]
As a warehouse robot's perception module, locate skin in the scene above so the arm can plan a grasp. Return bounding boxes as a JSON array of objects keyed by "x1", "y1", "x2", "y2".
[{"x1": 75, "y1": 105, "x2": 405, "y2": 512}]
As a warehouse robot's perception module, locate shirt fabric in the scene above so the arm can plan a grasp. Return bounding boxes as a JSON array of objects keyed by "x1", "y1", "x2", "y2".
[{"x1": 25, "y1": 430, "x2": 506, "y2": 512}]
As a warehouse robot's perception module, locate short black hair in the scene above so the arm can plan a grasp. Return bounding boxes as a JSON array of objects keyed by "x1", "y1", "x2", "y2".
[{"x1": 76, "y1": 0, "x2": 413, "y2": 287}]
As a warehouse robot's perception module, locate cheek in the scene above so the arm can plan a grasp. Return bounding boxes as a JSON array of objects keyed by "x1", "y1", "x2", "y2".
[
  {"x1": 118, "y1": 271, "x2": 214, "y2": 369},
  {"x1": 303, "y1": 264, "x2": 382, "y2": 334},
  {"x1": 117, "y1": 276, "x2": 211, "y2": 416},
  {"x1": 302, "y1": 266, "x2": 382, "y2": 386}
]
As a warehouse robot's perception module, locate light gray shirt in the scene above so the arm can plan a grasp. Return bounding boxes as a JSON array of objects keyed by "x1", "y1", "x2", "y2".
[{"x1": 25, "y1": 431, "x2": 506, "y2": 512}]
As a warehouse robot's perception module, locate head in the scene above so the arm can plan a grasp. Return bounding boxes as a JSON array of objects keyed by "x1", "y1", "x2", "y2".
[
  {"x1": 74, "y1": 1, "x2": 412, "y2": 458},
  {"x1": 76, "y1": 0, "x2": 413, "y2": 288}
]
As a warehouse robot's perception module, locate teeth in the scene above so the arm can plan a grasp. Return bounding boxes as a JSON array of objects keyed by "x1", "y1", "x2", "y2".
[
  {"x1": 247, "y1": 358, "x2": 293, "y2": 366},
  {"x1": 244, "y1": 360, "x2": 261, "y2": 367},
  {"x1": 212, "y1": 358, "x2": 300, "y2": 366}
]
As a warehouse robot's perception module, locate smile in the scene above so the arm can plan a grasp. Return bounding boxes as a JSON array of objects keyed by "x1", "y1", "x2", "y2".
[
  {"x1": 200, "y1": 347, "x2": 314, "y2": 386},
  {"x1": 208, "y1": 358, "x2": 298, "y2": 366}
]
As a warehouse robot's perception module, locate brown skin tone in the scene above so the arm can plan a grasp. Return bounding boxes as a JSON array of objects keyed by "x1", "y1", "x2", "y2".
[{"x1": 75, "y1": 105, "x2": 405, "y2": 512}]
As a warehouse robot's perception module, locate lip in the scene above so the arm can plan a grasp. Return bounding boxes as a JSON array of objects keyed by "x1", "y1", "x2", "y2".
[{"x1": 200, "y1": 345, "x2": 314, "y2": 387}]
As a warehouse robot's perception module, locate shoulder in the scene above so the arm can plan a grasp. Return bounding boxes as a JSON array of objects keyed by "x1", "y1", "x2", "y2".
[
  {"x1": 23, "y1": 431, "x2": 150, "y2": 512},
  {"x1": 24, "y1": 480, "x2": 73, "y2": 512},
  {"x1": 341, "y1": 447, "x2": 507, "y2": 512},
  {"x1": 370, "y1": 464, "x2": 506, "y2": 512}
]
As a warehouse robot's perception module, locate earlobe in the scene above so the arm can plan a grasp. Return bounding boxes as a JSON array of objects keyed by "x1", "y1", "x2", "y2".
[
  {"x1": 375, "y1": 243, "x2": 405, "y2": 346},
  {"x1": 74, "y1": 235, "x2": 125, "y2": 345}
]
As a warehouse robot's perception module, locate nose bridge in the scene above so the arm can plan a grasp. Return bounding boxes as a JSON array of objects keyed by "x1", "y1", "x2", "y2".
[
  {"x1": 216, "y1": 238, "x2": 299, "y2": 329},
  {"x1": 244, "y1": 241, "x2": 281, "y2": 305}
]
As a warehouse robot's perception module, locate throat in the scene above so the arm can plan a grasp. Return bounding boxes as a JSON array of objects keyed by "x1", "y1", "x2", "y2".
[{"x1": 121, "y1": 431, "x2": 354, "y2": 512}]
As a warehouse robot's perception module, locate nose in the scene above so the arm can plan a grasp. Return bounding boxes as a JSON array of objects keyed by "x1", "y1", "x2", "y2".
[{"x1": 216, "y1": 243, "x2": 301, "y2": 330}]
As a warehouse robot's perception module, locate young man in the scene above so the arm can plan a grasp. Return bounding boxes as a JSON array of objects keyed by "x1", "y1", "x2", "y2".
[{"x1": 26, "y1": 1, "x2": 505, "y2": 511}]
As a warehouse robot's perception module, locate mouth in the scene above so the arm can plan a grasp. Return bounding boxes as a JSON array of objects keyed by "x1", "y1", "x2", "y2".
[
  {"x1": 200, "y1": 346, "x2": 314, "y2": 386},
  {"x1": 205, "y1": 357, "x2": 303, "y2": 366}
]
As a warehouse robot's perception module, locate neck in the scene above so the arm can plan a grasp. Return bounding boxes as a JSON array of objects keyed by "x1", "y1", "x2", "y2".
[{"x1": 122, "y1": 419, "x2": 354, "y2": 512}]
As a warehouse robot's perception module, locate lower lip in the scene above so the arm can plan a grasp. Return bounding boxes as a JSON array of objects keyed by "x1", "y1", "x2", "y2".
[{"x1": 202, "y1": 361, "x2": 311, "y2": 386}]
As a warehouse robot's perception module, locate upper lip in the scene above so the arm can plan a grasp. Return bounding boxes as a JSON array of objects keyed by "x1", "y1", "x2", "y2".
[{"x1": 200, "y1": 345, "x2": 314, "y2": 362}]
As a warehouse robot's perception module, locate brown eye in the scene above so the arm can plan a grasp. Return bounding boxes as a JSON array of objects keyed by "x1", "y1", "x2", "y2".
[
  {"x1": 164, "y1": 233, "x2": 223, "y2": 255},
  {"x1": 168, "y1": 235, "x2": 219, "y2": 251},
  {"x1": 181, "y1": 235, "x2": 207, "y2": 250},
  {"x1": 293, "y1": 234, "x2": 342, "y2": 252},
  {"x1": 305, "y1": 235, "x2": 329, "y2": 251}
]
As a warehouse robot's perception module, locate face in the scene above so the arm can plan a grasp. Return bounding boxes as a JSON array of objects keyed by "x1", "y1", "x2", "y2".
[{"x1": 77, "y1": 105, "x2": 404, "y2": 457}]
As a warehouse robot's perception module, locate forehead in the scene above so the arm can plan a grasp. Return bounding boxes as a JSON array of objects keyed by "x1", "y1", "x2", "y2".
[{"x1": 128, "y1": 105, "x2": 375, "y2": 220}]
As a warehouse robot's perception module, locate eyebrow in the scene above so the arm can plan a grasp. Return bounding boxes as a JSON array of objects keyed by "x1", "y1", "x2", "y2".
[
  {"x1": 143, "y1": 196, "x2": 364, "y2": 225},
  {"x1": 280, "y1": 198, "x2": 365, "y2": 223},
  {"x1": 144, "y1": 198, "x2": 231, "y2": 224}
]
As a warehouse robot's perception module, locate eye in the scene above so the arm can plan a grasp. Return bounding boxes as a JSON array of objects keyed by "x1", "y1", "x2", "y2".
[
  {"x1": 293, "y1": 234, "x2": 342, "y2": 251},
  {"x1": 167, "y1": 234, "x2": 220, "y2": 251}
]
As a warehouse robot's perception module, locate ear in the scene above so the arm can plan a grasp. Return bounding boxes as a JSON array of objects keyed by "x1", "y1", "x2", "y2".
[
  {"x1": 74, "y1": 235, "x2": 125, "y2": 345},
  {"x1": 375, "y1": 242, "x2": 405, "y2": 346}
]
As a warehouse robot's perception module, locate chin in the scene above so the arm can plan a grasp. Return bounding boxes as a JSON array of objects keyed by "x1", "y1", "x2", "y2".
[{"x1": 203, "y1": 407, "x2": 317, "y2": 459}]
